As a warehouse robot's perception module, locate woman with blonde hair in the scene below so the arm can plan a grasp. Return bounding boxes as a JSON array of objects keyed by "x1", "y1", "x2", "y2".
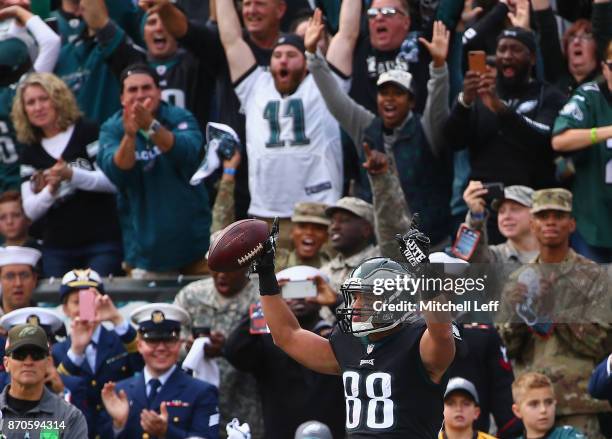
[{"x1": 11, "y1": 72, "x2": 123, "y2": 277}]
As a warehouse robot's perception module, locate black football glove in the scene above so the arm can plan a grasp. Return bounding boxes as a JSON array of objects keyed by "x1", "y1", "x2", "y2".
[
  {"x1": 252, "y1": 218, "x2": 280, "y2": 295},
  {"x1": 395, "y1": 214, "x2": 431, "y2": 270}
]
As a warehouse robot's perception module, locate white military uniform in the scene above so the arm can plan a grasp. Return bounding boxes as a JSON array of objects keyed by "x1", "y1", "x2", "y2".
[{"x1": 235, "y1": 66, "x2": 348, "y2": 218}]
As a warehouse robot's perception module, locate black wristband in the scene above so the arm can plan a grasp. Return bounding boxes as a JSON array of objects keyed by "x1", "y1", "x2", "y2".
[{"x1": 258, "y1": 270, "x2": 280, "y2": 296}]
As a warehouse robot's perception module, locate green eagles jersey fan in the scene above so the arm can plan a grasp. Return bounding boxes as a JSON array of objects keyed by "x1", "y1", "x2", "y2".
[{"x1": 553, "y1": 81, "x2": 612, "y2": 248}]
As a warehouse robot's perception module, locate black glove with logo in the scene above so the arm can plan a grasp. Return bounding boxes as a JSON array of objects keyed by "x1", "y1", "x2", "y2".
[
  {"x1": 252, "y1": 218, "x2": 280, "y2": 295},
  {"x1": 395, "y1": 214, "x2": 431, "y2": 271}
]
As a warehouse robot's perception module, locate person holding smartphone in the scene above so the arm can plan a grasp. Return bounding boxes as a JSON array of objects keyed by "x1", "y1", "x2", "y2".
[
  {"x1": 52, "y1": 268, "x2": 144, "y2": 438},
  {"x1": 461, "y1": 182, "x2": 538, "y2": 267}
]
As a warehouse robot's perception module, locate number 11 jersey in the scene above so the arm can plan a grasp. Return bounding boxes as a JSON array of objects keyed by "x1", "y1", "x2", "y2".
[{"x1": 235, "y1": 65, "x2": 347, "y2": 218}]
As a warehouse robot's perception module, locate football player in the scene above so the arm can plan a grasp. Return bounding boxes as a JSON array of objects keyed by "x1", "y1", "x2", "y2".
[{"x1": 255, "y1": 222, "x2": 457, "y2": 438}]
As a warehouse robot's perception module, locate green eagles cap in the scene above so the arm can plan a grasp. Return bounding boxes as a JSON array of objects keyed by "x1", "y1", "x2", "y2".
[
  {"x1": 531, "y1": 188, "x2": 573, "y2": 214},
  {"x1": 5, "y1": 324, "x2": 49, "y2": 355},
  {"x1": 291, "y1": 202, "x2": 330, "y2": 226}
]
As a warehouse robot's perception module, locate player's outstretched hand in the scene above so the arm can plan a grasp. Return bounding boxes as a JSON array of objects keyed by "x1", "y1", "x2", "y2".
[
  {"x1": 253, "y1": 218, "x2": 281, "y2": 295},
  {"x1": 395, "y1": 214, "x2": 431, "y2": 269}
]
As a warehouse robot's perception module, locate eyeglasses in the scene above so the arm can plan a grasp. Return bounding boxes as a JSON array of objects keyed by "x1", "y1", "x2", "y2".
[
  {"x1": 366, "y1": 7, "x2": 405, "y2": 19},
  {"x1": 1, "y1": 271, "x2": 33, "y2": 282},
  {"x1": 569, "y1": 33, "x2": 593, "y2": 43},
  {"x1": 11, "y1": 348, "x2": 48, "y2": 361}
]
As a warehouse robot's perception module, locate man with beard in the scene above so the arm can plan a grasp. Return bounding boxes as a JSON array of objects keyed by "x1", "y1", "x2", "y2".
[
  {"x1": 216, "y1": 0, "x2": 354, "y2": 226},
  {"x1": 224, "y1": 295, "x2": 345, "y2": 439},
  {"x1": 444, "y1": 27, "x2": 567, "y2": 189}
]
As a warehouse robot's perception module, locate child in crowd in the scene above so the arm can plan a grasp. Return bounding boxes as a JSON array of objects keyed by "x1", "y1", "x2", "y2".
[
  {"x1": 512, "y1": 372, "x2": 585, "y2": 439},
  {"x1": 0, "y1": 190, "x2": 37, "y2": 247},
  {"x1": 441, "y1": 377, "x2": 497, "y2": 439}
]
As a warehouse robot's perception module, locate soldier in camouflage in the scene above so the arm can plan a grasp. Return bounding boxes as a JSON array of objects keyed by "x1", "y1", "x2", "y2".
[
  {"x1": 321, "y1": 144, "x2": 411, "y2": 294},
  {"x1": 174, "y1": 256, "x2": 264, "y2": 438},
  {"x1": 498, "y1": 188, "x2": 612, "y2": 438},
  {"x1": 275, "y1": 202, "x2": 330, "y2": 272},
  {"x1": 462, "y1": 183, "x2": 539, "y2": 267}
]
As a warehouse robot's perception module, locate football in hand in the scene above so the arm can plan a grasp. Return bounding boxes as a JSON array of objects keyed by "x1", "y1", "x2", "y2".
[{"x1": 207, "y1": 219, "x2": 270, "y2": 272}]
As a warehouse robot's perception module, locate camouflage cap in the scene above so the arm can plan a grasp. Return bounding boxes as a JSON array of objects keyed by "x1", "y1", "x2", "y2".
[
  {"x1": 531, "y1": 188, "x2": 573, "y2": 214},
  {"x1": 5, "y1": 324, "x2": 49, "y2": 355},
  {"x1": 325, "y1": 197, "x2": 374, "y2": 225},
  {"x1": 492, "y1": 185, "x2": 534, "y2": 210},
  {"x1": 291, "y1": 202, "x2": 330, "y2": 226}
]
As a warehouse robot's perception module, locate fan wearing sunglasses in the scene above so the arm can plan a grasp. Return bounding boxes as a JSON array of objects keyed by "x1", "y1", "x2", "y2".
[{"x1": 0, "y1": 324, "x2": 88, "y2": 439}]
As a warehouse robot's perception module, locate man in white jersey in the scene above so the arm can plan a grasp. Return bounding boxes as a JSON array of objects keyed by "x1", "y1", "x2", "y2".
[{"x1": 216, "y1": 2, "x2": 359, "y2": 224}]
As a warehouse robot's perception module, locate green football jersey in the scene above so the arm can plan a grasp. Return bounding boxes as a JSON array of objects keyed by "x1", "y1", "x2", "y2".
[
  {"x1": 0, "y1": 86, "x2": 22, "y2": 193},
  {"x1": 553, "y1": 81, "x2": 612, "y2": 248}
]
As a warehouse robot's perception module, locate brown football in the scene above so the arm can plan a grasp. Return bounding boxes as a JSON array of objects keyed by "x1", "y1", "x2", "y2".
[{"x1": 207, "y1": 219, "x2": 269, "y2": 272}]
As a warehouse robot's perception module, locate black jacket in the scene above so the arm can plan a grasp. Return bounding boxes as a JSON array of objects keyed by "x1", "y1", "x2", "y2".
[{"x1": 444, "y1": 79, "x2": 567, "y2": 188}]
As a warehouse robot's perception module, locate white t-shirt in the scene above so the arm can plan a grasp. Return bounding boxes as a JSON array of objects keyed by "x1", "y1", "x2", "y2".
[{"x1": 235, "y1": 66, "x2": 349, "y2": 218}]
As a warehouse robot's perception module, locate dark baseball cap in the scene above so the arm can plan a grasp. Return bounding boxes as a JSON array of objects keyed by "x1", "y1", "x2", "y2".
[
  {"x1": 273, "y1": 33, "x2": 306, "y2": 54},
  {"x1": 497, "y1": 27, "x2": 537, "y2": 54},
  {"x1": 5, "y1": 324, "x2": 49, "y2": 355}
]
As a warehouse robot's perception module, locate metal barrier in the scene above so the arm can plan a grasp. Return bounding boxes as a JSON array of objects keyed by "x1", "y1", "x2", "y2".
[{"x1": 32, "y1": 275, "x2": 210, "y2": 304}]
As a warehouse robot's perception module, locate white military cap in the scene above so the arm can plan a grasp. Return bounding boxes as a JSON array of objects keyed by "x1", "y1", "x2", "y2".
[
  {"x1": 0, "y1": 307, "x2": 63, "y2": 334},
  {"x1": 0, "y1": 246, "x2": 42, "y2": 268},
  {"x1": 130, "y1": 303, "x2": 191, "y2": 340}
]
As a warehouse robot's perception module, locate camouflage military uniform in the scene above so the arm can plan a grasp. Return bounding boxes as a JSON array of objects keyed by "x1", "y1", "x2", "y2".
[
  {"x1": 499, "y1": 250, "x2": 611, "y2": 438},
  {"x1": 275, "y1": 249, "x2": 329, "y2": 272},
  {"x1": 211, "y1": 179, "x2": 235, "y2": 233},
  {"x1": 174, "y1": 277, "x2": 265, "y2": 438},
  {"x1": 465, "y1": 211, "x2": 538, "y2": 266},
  {"x1": 322, "y1": 166, "x2": 412, "y2": 292}
]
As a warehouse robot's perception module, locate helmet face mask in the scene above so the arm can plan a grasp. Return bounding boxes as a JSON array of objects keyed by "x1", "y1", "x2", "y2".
[{"x1": 336, "y1": 257, "x2": 419, "y2": 337}]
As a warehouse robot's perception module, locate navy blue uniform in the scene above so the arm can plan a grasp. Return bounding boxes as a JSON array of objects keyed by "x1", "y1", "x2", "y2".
[
  {"x1": 98, "y1": 367, "x2": 219, "y2": 439},
  {"x1": 589, "y1": 356, "x2": 612, "y2": 405},
  {"x1": 52, "y1": 325, "x2": 144, "y2": 437},
  {"x1": 329, "y1": 321, "x2": 448, "y2": 438}
]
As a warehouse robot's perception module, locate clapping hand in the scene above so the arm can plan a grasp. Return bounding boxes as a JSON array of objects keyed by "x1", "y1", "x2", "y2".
[
  {"x1": 141, "y1": 402, "x2": 169, "y2": 437},
  {"x1": 102, "y1": 382, "x2": 130, "y2": 429}
]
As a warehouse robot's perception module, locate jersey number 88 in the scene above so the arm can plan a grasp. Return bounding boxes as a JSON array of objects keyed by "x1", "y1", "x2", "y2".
[{"x1": 343, "y1": 371, "x2": 394, "y2": 430}]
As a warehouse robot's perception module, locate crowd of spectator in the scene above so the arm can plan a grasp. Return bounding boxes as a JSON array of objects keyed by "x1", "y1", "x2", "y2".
[{"x1": 0, "y1": 0, "x2": 610, "y2": 437}]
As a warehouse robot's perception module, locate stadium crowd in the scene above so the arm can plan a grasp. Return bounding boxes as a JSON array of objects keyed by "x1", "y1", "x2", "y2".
[{"x1": 0, "y1": 0, "x2": 610, "y2": 437}]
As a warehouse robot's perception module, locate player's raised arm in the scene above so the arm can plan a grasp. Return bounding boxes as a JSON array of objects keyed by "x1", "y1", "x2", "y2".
[
  {"x1": 396, "y1": 220, "x2": 456, "y2": 383},
  {"x1": 216, "y1": 0, "x2": 256, "y2": 82},
  {"x1": 255, "y1": 234, "x2": 341, "y2": 376}
]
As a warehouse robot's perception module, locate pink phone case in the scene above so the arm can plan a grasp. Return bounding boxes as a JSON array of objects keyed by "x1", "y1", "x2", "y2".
[{"x1": 79, "y1": 290, "x2": 96, "y2": 321}]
